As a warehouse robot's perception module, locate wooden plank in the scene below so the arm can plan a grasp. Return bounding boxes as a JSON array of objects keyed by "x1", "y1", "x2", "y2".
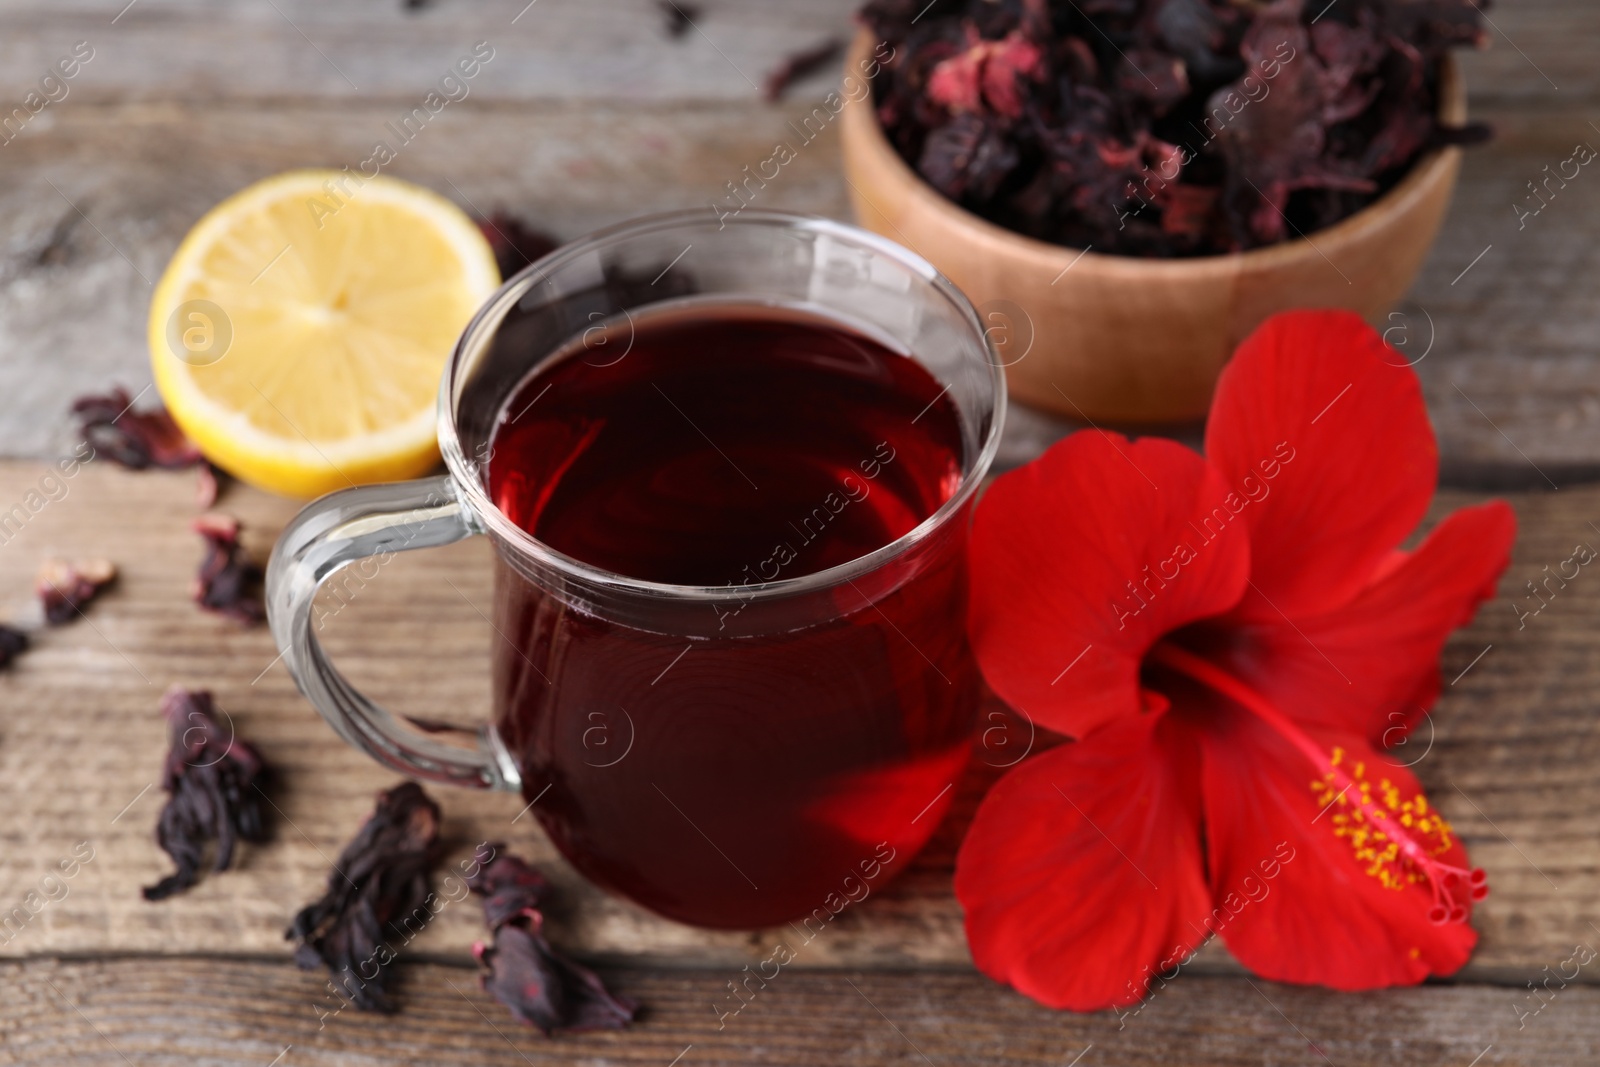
[
  {"x1": 0, "y1": 6, "x2": 1588, "y2": 484},
  {"x1": 0, "y1": 99, "x2": 852, "y2": 460},
  {"x1": 1, "y1": 95, "x2": 1598, "y2": 485},
  {"x1": 0, "y1": 460, "x2": 1593, "y2": 978},
  {"x1": 1455, "y1": 0, "x2": 1594, "y2": 103},
  {"x1": 0, "y1": 0, "x2": 860, "y2": 105},
  {"x1": 1407, "y1": 102, "x2": 1600, "y2": 489},
  {"x1": 0, "y1": 0, "x2": 1583, "y2": 106},
  {"x1": 1, "y1": 957, "x2": 1586, "y2": 1067}
]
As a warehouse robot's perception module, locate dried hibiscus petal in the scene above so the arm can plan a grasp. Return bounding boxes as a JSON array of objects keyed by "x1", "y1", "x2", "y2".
[
  {"x1": 72, "y1": 387, "x2": 203, "y2": 470},
  {"x1": 195, "y1": 463, "x2": 223, "y2": 510},
  {"x1": 72, "y1": 387, "x2": 223, "y2": 505},
  {"x1": 193, "y1": 514, "x2": 265, "y2": 624},
  {"x1": 926, "y1": 29, "x2": 1043, "y2": 120},
  {"x1": 144, "y1": 687, "x2": 270, "y2": 901},
  {"x1": 0, "y1": 624, "x2": 27, "y2": 668},
  {"x1": 469, "y1": 845, "x2": 551, "y2": 930},
  {"x1": 477, "y1": 213, "x2": 560, "y2": 279},
  {"x1": 919, "y1": 113, "x2": 1020, "y2": 202},
  {"x1": 1380, "y1": 0, "x2": 1487, "y2": 49},
  {"x1": 287, "y1": 782, "x2": 444, "y2": 1013},
  {"x1": 36, "y1": 557, "x2": 116, "y2": 625},
  {"x1": 469, "y1": 849, "x2": 636, "y2": 1034},
  {"x1": 657, "y1": 0, "x2": 700, "y2": 38},
  {"x1": 763, "y1": 37, "x2": 844, "y2": 102},
  {"x1": 1212, "y1": 3, "x2": 1393, "y2": 244}
]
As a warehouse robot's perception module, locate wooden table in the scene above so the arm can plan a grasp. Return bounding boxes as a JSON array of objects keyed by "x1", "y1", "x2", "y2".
[{"x1": 0, "y1": 2, "x2": 1596, "y2": 1063}]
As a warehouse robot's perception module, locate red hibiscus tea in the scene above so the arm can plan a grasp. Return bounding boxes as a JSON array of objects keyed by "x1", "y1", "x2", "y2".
[
  {"x1": 486, "y1": 304, "x2": 980, "y2": 928},
  {"x1": 265, "y1": 215, "x2": 1002, "y2": 935}
]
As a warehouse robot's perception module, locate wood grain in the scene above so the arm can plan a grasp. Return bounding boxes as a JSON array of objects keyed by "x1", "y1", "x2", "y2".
[
  {"x1": 0, "y1": 0, "x2": 1581, "y2": 106},
  {"x1": 0, "y1": 0, "x2": 860, "y2": 105},
  {"x1": 1455, "y1": 0, "x2": 1593, "y2": 104},
  {"x1": 1406, "y1": 102, "x2": 1600, "y2": 488},
  {"x1": 0, "y1": 2, "x2": 1591, "y2": 1061},
  {"x1": 2, "y1": 94, "x2": 1599, "y2": 485},
  {"x1": 1, "y1": 957, "x2": 1588, "y2": 1067},
  {"x1": 0, "y1": 2, "x2": 1592, "y2": 481},
  {"x1": 0, "y1": 459, "x2": 1594, "y2": 983},
  {"x1": 0, "y1": 98, "x2": 852, "y2": 460}
]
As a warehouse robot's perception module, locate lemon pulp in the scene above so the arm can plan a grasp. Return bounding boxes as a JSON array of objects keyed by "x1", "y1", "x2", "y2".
[{"x1": 149, "y1": 170, "x2": 500, "y2": 498}]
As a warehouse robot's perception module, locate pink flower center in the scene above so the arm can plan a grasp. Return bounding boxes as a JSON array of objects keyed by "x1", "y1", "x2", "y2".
[{"x1": 1149, "y1": 642, "x2": 1488, "y2": 924}]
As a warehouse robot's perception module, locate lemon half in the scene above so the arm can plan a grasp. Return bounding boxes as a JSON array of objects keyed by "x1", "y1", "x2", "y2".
[{"x1": 150, "y1": 170, "x2": 500, "y2": 498}]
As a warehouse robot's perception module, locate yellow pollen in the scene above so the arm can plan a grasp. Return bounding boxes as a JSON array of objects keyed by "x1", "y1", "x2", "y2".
[{"x1": 1310, "y1": 746, "x2": 1456, "y2": 891}]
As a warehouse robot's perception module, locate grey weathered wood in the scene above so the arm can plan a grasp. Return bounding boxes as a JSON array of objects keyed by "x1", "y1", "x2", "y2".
[
  {"x1": 0, "y1": 0, "x2": 1581, "y2": 106},
  {"x1": 0, "y1": 1, "x2": 1591, "y2": 479},
  {"x1": 0, "y1": 0, "x2": 860, "y2": 104},
  {"x1": 1407, "y1": 102, "x2": 1600, "y2": 489},
  {"x1": 1455, "y1": 0, "x2": 1595, "y2": 103},
  {"x1": 0, "y1": 98, "x2": 854, "y2": 459},
  {"x1": 0, "y1": 957, "x2": 1588, "y2": 1067},
  {"x1": 3, "y1": 94, "x2": 1599, "y2": 484}
]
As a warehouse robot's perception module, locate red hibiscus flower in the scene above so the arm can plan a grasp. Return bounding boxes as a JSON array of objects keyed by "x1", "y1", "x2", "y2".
[{"x1": 956, "y1": 310, "x2": 1515, "y2": 1011}]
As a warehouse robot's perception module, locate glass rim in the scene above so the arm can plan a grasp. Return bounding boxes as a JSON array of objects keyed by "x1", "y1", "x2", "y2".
[{"x1": 437, "y1": 208, "x2": 1008, "y2": 605}]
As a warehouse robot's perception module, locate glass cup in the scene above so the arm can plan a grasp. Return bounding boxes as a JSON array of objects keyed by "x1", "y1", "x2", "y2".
[{"x1": 266, "y1": 210, "x2": 1005, "y2": 929}]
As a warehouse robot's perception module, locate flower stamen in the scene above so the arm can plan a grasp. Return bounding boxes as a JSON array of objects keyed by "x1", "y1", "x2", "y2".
[{"x1": 1149, "y1": 642, "x2": 1487, "y2": 924}]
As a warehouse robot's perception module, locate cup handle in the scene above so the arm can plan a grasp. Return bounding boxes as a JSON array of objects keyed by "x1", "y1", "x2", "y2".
[{"x1": 265, "y1": 474, "x2": 522, "y2": 792}]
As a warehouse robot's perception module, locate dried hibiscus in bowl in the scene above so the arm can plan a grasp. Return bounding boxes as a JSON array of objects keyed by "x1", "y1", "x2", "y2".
[{"x1": 860, "y1": 0, "x2": 1490, "y2": 255}]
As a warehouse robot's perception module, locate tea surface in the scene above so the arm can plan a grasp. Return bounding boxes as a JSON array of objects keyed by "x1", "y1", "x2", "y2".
[{"x1": 487, "y1": 304, "x2": 964, "y2": 586}]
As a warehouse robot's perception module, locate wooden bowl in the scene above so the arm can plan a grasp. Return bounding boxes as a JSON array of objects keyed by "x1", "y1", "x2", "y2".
[{"x1": 839, "y1": 32, "x2": 1467, "y2": 424}]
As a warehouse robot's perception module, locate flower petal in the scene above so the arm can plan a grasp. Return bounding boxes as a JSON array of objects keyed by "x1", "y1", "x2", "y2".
[
  {"x1": 1205, "y1": 310, "x2": 1439, "y2": 619},
  {"x1": 1199, "y1": 707, "x2": 1478, "y2": 990},
  {"x1": 1201, "y1": 501, "x2": 1515, "y2": 744},
  {"x1": 968, "y1": 432, "x2": 1250, "y2": 738},
  {"x1": 955, "y1": 710, "x2": 1212, "y2": 1010}
]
